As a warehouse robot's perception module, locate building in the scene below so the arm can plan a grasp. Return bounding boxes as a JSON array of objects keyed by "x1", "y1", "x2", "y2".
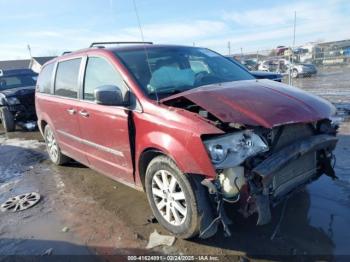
[{"x1": 0, "y1": 56, "x2": 56, "y2": 73}]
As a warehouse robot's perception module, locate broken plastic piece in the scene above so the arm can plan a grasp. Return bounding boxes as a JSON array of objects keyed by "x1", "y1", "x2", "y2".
[
  {"x1": 255, "y1": 193, "x2": 271, "y2": 225},
  {"x1": 201, "y1": 179, "x2": 217, "y2": 194},
  {"x1": 62, "y1": 227, "x2": 69, "y2": 233},
  {"x1": 146, "y1": 230, "x2": 175, "y2": 249},
  {"x1": 42, "y1": 248, "x2": 53, "y2": 256}
]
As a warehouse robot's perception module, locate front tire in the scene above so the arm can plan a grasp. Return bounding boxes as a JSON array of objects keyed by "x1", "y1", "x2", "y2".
[
  {"x1": 145, "y1": 155, "x2": 199, "y2": 239},
  {"x1": 44, "y1": 125, "x2": 70, "y2": 165},
  {"x1": 0, "y1": 107, "x2": 15, "y2": 132}
]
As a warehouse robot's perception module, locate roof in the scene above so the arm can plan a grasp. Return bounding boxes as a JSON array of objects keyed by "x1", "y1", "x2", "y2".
[
  {"x1": 32, "y1": 56, "x2": 56, "y2": 65},
  {"x1": 63, "y1": 44, "x2": 198, "y2": 57},
  {"x1": 317, "y1": 39, "x2": 350, "y2": 48},
  {"x1": 0, "y1": 59, "x2": 31, "y2": 70}
]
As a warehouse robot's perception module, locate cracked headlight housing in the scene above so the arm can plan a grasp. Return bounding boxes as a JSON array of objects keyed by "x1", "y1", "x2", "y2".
[
  {"x1": 6, "y1": 97, "x2": 20, "y2": 105},
  {"x1": 204, "y1": 131, "x2": 269, "y2": 169}
]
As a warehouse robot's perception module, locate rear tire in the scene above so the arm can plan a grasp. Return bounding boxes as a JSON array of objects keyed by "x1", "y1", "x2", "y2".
[
  {"x1": 44, "y1": 125, "x2": 70, "y2": 165},
  {"x1": 0, "y1": 107, "x2": 15, "y2": 132},
  {"x1": 145, "y1": 155, "x2": 199, "y2": 239}
]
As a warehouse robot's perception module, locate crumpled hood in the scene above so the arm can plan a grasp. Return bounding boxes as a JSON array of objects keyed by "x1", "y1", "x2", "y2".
[{"x1": 162, "y1": 80, "x2": 335, "y2": 128}]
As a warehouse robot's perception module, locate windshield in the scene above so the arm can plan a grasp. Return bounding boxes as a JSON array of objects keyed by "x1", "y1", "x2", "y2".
[
  {"x1": 0, "y1": 75, "x2": 37, "y2": 91},
  {"x1": 114, "y1": 46, "x2": 254, "y2": 99}
]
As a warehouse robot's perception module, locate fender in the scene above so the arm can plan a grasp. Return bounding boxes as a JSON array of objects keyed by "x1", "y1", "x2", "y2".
[{"x1": 136, "y1": 130, "x2": 217, "y2": 180}]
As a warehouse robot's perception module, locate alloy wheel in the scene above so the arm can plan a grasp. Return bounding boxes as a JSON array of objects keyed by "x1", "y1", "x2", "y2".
[
  {"x1": 46, "y1": 128, "x2": 59, "y2": 162},
  {"x1": 151, "y1": 170, "x2": 187, "y2": 226}
]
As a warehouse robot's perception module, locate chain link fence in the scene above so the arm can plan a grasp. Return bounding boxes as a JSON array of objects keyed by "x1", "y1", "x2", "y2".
[{"x1": 228, "y1": 43, "x2": 350, "y2": 85}]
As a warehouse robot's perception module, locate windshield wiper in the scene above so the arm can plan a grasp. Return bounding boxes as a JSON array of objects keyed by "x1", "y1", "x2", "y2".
[{"x1": 149, "y1": 88, "x2": 190, "y2": 96}]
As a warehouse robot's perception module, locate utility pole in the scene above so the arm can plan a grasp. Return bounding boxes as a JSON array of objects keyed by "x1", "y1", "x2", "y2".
[
  {"x1": 289, "y1": 11, "x2": 296, "y2": 86},
  {"x1": 227, "y1": 41, "x2": 231, "y2": 56},
  {"x1": 293, "y1": 11, "x2": 296, "y2": 47},
  {"x1": 27, "y1": 44, "x2": 32, "y2": 58}
]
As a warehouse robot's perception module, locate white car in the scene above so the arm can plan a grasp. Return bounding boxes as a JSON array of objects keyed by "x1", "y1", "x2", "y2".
[{"x1": 258, "y1": 59, "x2": 317, "y2": 78}]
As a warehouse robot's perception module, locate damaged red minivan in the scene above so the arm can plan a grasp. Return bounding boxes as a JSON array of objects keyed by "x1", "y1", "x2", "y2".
[{"x1": 35, "y1": 42, "x2": 338, "y2": 239}]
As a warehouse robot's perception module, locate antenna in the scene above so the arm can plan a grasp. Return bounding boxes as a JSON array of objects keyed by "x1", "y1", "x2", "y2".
[{"x1": 132, "y1": 0, "x2": 159, "y2": 102}]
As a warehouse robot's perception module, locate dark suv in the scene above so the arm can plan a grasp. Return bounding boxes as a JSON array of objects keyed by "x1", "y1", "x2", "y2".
[
  {"x1": 35, "y1": 42, "x2": 338, "y2": 239},
  {"x1": 0, "y1": 69, "x2": 38, "y2": 132}
]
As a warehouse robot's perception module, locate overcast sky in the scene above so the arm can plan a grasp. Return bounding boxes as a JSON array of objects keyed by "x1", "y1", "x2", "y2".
[{"x1": 0, "y1": 0, "x2": 350, "y2": 60}]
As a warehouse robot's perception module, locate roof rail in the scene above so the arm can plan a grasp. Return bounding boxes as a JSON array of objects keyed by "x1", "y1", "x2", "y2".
[
  {"x1": 89, "y1": 41, "x2": 153, "y2": 48},
  {"x1": 62, "y1": 51, "x2": 72, "y2": 55}
]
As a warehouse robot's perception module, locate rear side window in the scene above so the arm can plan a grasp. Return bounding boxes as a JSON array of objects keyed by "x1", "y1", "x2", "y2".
[
  {"x1": 83, "y1": 57, "x2": 127, "y2": 101},
  {"x1": 37, "y1": 63, "x2": 54, "y2": 94},
  {"x1": 55, "y1": 58, "x2": 81, "y2": 98}
]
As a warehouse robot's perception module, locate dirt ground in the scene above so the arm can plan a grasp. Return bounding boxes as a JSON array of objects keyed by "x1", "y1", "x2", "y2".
[{"x1": 1, "y1": 66, "x2": 350, "y2": 261}]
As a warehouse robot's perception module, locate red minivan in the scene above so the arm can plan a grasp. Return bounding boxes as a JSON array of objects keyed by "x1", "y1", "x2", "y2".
[{"x1": 36, "y1": 42, "x2": 338, "y2": 239}]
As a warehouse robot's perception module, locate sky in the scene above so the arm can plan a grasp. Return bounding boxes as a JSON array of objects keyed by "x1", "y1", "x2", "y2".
[{"x1": 0, "y1": 0, "x2": 350, "y2": 60}]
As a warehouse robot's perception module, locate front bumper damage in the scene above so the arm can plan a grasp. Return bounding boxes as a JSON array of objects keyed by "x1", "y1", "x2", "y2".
[
  {"x1": 198, "y1": 133, "x2": 338, "y2": 238},
  {"x1": 251, "y1": 134, "x2": 337, "y2": 225}
]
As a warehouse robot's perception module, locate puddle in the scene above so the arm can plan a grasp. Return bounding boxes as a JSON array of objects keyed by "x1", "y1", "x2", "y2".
[{"x1": 0, "y1": 137, "x2": 46, "y2": 184}]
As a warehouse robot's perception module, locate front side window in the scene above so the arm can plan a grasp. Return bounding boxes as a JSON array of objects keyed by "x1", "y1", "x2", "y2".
[
  {"x1": 55, "y1": 58, "x2": 81, "y2": 98},
  {"x1": 83, "y1": 57, "x2": 127, "y2": 101},
  {"x1": 115, "y1": 46, "x2": 254, "y2": 99}
]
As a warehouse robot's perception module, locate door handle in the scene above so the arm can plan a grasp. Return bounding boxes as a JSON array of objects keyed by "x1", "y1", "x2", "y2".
[
  {"x1": 79, "y1": 110, "x2": 89, "y2": 117},
  {"x1": 67, "y1": 108, "x2": 76, "y2": 115}
]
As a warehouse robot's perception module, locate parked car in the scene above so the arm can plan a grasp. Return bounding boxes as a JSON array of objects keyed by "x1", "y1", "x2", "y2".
[
  {"x1": 258, "y1": 59, "x2": 317, "y2": 78},
  {"x1": 36, "y1": 43, "x2": 338, "y2": 239},
  {"x1": 239, "y1": 59, "x2": 258, "y2": 71},
  {"x1": 0, "y1": 69, "x2": 38, "y2": 132},
  {"x1": 275, "y1": 46, "x2": 289, "y2": 56},
  {"x1": 291, "y1": 63, "x2": 317, "y2": 78},
  {"x1": 226, "y1": 57, "x2": 283, "y2": 82}
]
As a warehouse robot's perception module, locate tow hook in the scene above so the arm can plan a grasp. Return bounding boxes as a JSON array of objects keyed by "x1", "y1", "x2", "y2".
[{"x1": 200, "y1": 179, "x2": 232, "y2": 238}]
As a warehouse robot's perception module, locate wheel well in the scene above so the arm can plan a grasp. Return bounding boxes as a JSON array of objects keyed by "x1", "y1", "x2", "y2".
[
  {"x1": 138, "y1": 149, "x2": 164, "y2": 190},
  {"x1": 40, "y1": 120, "x2": 48, "y2": 134}
]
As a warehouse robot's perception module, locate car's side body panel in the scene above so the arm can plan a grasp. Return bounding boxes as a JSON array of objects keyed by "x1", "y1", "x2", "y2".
[{"x1": 77, "y1": 101, "x2": 134, "y2": 183}]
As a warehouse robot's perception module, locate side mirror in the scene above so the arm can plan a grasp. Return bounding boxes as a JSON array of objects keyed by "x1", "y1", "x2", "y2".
[{"x1": 94, "y1": 85, "x2": 128, "y2": 106}]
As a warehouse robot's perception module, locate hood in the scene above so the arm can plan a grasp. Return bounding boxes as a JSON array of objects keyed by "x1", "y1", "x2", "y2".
[
  {"x1": 161, "y1": 80, "x2": 335, "y2": 128},
  {"x1": 0, "y1": 86, "x2": 35, "y2": 97}
]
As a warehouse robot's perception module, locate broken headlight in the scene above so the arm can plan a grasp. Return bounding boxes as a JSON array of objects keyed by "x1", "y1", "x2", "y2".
[
  {"x1": 6, "y1": 97, "x2": 20, "y2": 105},
  {"x1": 204, "y1": 131, "x2": 269, "y2": 169}
]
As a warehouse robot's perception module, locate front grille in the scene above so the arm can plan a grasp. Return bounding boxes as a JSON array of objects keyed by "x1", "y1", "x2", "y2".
[
  {"x1": 17, "y1": 94, "x2": 35, "y2": 107},
  {"x1": 270, "y1": 124, "x2": 317, "y2": 198}
]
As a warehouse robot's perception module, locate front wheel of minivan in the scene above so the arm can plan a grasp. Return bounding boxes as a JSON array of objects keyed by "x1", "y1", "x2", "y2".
[
  {"x1": 44, "y1": 125, "x2": 70, "y2": 165},
  {"x1": 145, "y1": 155, "x2": 200, "y2": 239}
]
